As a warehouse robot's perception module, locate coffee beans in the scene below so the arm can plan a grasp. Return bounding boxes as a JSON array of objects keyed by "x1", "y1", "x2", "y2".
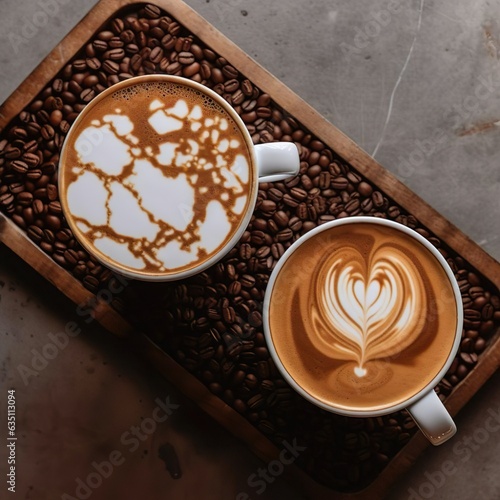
[{"x1": 1, "y1": 3, "x2": 499, "y2": 493}]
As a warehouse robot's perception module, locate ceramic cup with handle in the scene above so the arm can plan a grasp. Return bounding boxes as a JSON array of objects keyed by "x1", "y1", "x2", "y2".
[
  {"x1": 263, "y1": 216, "x2": 463, "y2": 445},
  {"x1": 58, "y1": 75, "x2": 299, "y2": 281}
]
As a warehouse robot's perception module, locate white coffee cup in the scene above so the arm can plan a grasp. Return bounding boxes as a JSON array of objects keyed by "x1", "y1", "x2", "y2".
[
  {"x1": 59, "y1": 75, "x2": 299, "y2": 281},
  {"x1": 263, "y1": 217, "x2": 463, "y2": 445}
]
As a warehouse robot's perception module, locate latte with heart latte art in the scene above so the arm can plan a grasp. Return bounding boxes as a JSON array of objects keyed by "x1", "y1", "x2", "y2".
[{"x1": 267, "y1": 222, "x2": 458, "y2": 412}]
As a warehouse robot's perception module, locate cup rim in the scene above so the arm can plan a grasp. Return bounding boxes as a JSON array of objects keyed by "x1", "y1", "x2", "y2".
[
  {"x1": 58, "y1": 74, "x2": 258, "y2": 281},
  {"x1": 262, "y1": 216, "x2": 464, "y2": 417}
]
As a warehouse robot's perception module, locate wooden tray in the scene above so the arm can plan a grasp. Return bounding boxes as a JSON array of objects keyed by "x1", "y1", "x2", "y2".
[{"x1": 1, "y1": 1, "x2": 499, "y2": 498}]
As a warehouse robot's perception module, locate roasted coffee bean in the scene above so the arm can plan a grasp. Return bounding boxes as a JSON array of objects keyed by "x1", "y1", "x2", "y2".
[
  {"x1": 45, "y1": 214, "x2": 61, "y2": 231},
  {"x1": 168, "y1": 21, "x2": 182, "y2": 36},
  {"x1": 166, "y1": 61, "x2": 182, "y2": 75},
  {"x1": 475, "y1": 337, "x2": 486, "y2": 353},
  {"x1": 460, "y1": 337, "x2": 473, "y2": 353},
  {"x1": 120, "y1": 28, "x2": 135, "y2": 43},
  {"x1": 93, "y1": 39, "x2": 108, "y2": 52},
  {"x1": 259, "y1": 199, "x2": 276, "y2": 215},
  {"x1": 72, "y1": 59, "x2": 87, "y2": 71},
  {"x1": 63, "y1": 249, "x2": 79, "y2": 266},
  {"x1": 372, "y1": 191, "x2": 384, "y2": 207},
  {"x1": 177, "y1": 51, "x2": 195, "y2": 65},
  {"x1": 459, "y1": 352, "x2": 478, "y2": 366},
  {"x1": 267, "y1": 187, "x2": 283, "y2": 203},
  {"x1": 97, "y1": 30, "x2": 114, "y2": 41},
  {"x1": 271, "y1": 243, "x2": 285, "y2": 259},
  {"x1": 276, "y1": 228, "x2": 293, "y2": 241},
  {"x1": 83, "y1": 75, "x2": 99, "y2": 88},
  {"x1": 0, "y1": 192, "x2": 14, "y2": 207},
  {"x1": 331, "y1": 176, "x2": 349, "y2": 190},
  {"x1": 361, "y1": 198, "x2": 373, "y2": 212},
  {"x1": 287, "y1": 216, "x2": 302, "y2": 232},
  {"x1": 250, "y1": 231, "x2": 267, "y2": 246},
  {"x1": 47, "y1": 184, "x2": 58, "y2": 201},
  {"x1": 256, "y1": 107, "x2": 272, "y2": 119},
  {"x1": 109, "y1": 37, "x2": 124, "y2": 49},
  {"x1": 49, "y1": 110, "x2": 63, "y2": 127},
  {"x1": 255, "y1": 361, "x2": 270, "y2": 379},
  {"x1": 248, "y1": 310, "x2": 262, "y2": 327},
  {"x1": 491, "y1": 295, "x2": 500, "y2": 309},
  {"x1": 239, "y1": 243, "x2": 252, "y2": 260},
  {"x1": 183, "y1": 62, "x2": 200, "y2": 78},
  {"x1": 295, "y1": 202, "x2": 307, "y2": 220},
  {"x1": 247, "y1": 394, "x2": 264, "y2": 410},
  {"x1": 240, "y1": 79, "x2": 253, "y2": 96},
  {"x1": 26, "y1": 168, "x2": 42, "y2": 181},
  {"x1": 464, "y1": 308, "x2": 481, "y2": 321},
  {"x1": 149, "y1": 46, "x2": 164, "y2": 63},
  {"x1": 16, "y1": 191, "x2": 33, "y2": 206},
  {"x1": 144, "y1": 4, "x2": 161, "y2": 18},
  {"x1": 256, "y1": 246, "x2": 270, "y2": 259},
  {"x1": 312, "y1": 196, "x2": 326, "y2": 214},
  {"x1": 42, "y1": 104, "x2": 58, "y2": 122},
  {"x1": 345, "y1": 198, "x2": 360, "y2": 214},
  {"x1": 61, "y1": 90, "x2": 77, "y2": 105},
  {"x1": 207, "y1": 66, "x2": 222, "y2": 83},
  {"x1": 27, "y1": 225, "x2": 43, "y2": 243},
  {"x1": 290, "y1": 187, "x2": 307, "y2": 201},
  {"x1": 241, "y1": 99, "x2": 257, "y2": 113},
  {"x1": 50, "y1": 78, "x2": 63, "y2": 94},
  {"x1": 10, "y1": 160, "x2": 28, "y2": 174},
  {"x1": 221, "y1": 64, "x2": 238, "y2": 79},
  {"x1": 83, "y1": 275, "x2": 99, "y2": 292},
  {"x1": 107, "y1": 48, "x2": 125, "y2": 60},
  {"x1": 111, "y1": 17, "x2": 125, "y2": 34},
  {"x1": 241, "y1": 111, "x2": 257, "y2": 124},
  {"x1": 80, "y1": 88, "x2": 96, "y2": 102},
  {"x1": 224, "y1": 79, "x2": 239, "y2": 94},
  {"x1": 273, "y1": 211, "x2": 289, "y2": 228},
  {"x1": 222, "y1": 306, "x2": 236, "y2": 324},
  {"x1": 103, "y1": 59, "x2": 120, "y2": 74},
  {"x1": 9, "y1": 182, "x2": 24, "y2": 194},
  {"x1": 234, "y1": 272, "x2": 254, "y2": 288},
  {"x1": 482, "y1": 303, "x2": 494, "y2": 320},
  {"x1": 299, "y1": 174, "x2": 313, "y2": 191},
  {"x1": 318, "y1": 171, "x2": 331, "y2": 189},
  {"x1": 85, "y1": 57, "x2": 101, "y2": 71},
  {"x1": 252, "y1": 217, "x2": 267, "y2": 231},
  {"x1": 228, "y1": 281, "x2": 241, "y2": 296}
]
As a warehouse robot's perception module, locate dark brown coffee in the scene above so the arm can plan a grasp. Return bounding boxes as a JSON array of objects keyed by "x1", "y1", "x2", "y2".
[
  {"x1": 59, "y1": 77, "x2": 255, "y2": 279},
  {"x1": 267, "y1": 222, "x2": 458, "y2": 412}
]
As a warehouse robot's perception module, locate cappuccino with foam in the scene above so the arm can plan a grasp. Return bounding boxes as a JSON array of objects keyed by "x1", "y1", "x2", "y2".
[
  {"x1": 266, "y1": 220, "x2": 459, "y2": 413},
  {"x1": 60, "y1": 76, "x2": 255, "y2": 279}
]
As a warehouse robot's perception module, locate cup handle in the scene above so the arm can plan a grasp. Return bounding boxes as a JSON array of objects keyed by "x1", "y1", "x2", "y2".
[
  {"x1": 406, "y1": 389, "x2": 457, "y2": 445},
  {"x1": 255, "y1": 143, "x2": 300, "y2": 183}
]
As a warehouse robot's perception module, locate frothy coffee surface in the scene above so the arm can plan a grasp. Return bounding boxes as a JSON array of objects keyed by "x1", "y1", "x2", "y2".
[
  {"x1": 60, "y1": 79, "x2": 253, "y2": 277},
  {"x1": 268, "y1": 223, "x2": 458, "y2": 412}
]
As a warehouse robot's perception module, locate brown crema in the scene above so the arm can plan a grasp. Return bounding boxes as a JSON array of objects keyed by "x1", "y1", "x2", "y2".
[{"x1": 268, "y1": 223, "x2": 458, "y2": 412}]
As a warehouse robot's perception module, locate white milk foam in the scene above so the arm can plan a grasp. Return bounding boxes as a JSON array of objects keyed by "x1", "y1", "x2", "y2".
[
  {"x1": 309, "y1": 236, "x2": 427, "y2": 378},
  {"x1": 63, "y1": 81, "x2": 252, "y2": 275}
]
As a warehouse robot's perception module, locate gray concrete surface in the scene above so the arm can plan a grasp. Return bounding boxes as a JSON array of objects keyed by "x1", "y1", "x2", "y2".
[{"x1": 1, "y1": 1, "x2": 500, "y2": 499}]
